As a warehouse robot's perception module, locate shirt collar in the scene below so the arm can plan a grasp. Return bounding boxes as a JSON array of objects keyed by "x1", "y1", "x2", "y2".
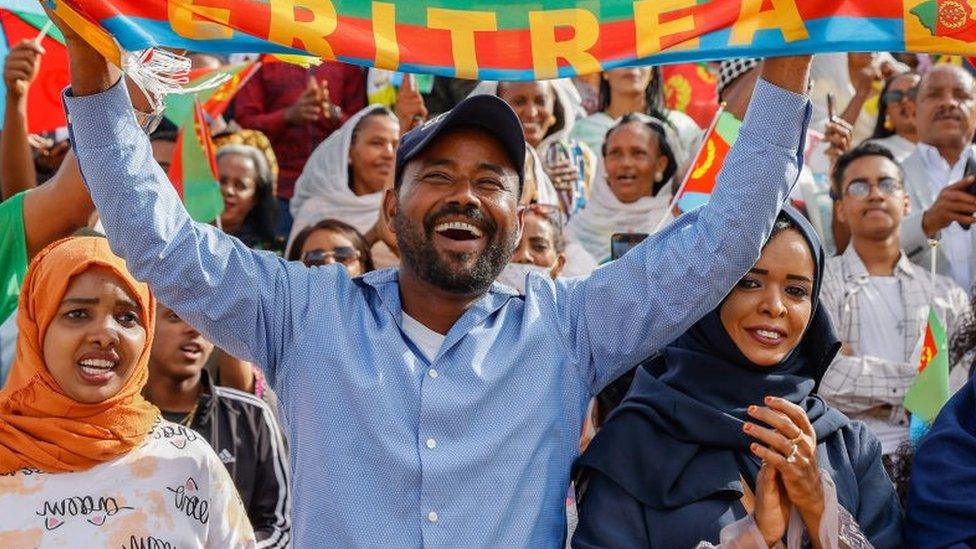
[
  {"x1": 841, "y1": 244, "x2": 918, "y2": 282},
  {"x1": 360, "y1": 267, "x2": 519, "y2": 360},
  {"x1": 917, "y1": 142, "x2": 973, "y2": 171}
]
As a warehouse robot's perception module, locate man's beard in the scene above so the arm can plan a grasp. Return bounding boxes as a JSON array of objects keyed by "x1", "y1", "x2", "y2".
[{"x1": 393, "y1": 203, "x2": 517, "y2": 295}]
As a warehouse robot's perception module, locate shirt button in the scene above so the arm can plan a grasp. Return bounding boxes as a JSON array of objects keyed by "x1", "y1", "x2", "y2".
[
  {"x1": 427, "y1": 511, "x2": 439, "y2": 523},
  {"x1": 426, "y1": 438, "x2": 437, "y2": 449},
  {"x1": 428, "y1": 368, "x2": 438, "y2": 379}
]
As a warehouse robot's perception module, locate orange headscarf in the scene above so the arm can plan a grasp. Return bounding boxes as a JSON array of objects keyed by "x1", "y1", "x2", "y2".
[{"x1": 0, "y1": 237, "x2": 159, "y2": 473}]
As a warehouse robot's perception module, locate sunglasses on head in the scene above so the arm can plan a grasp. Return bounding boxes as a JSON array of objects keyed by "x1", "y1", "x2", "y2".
[
  {"x1": 302, "y1": 247, "x2": 360, "y2": 267},
  {"x1": 883, "y1": 87, "x2": 917, "y2": 104},
  {"x1": 844, "y1": 177, "x2": 903, "y2": 198}
]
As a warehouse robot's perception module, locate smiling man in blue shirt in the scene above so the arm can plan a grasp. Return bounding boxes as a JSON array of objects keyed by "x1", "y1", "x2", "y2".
[{"x1": 51, "y1": 12, "x2": 813, "y2": 547}]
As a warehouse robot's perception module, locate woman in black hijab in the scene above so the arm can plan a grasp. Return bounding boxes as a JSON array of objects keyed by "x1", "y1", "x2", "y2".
[{"x1": 572, "y1": 208, "x2": 902, "y2": 548}]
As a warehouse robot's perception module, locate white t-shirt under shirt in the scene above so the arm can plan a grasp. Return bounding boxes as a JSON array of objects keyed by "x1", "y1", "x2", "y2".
[
  {"x1": 401, "y1": 312, "x2": 446, "y2": 363},
  {"x1": 0, "y1": 420, "x2": 255, "y2": 548},
  {"x1": 856, "y1": 276, "x2": 910, "y2": 454}
]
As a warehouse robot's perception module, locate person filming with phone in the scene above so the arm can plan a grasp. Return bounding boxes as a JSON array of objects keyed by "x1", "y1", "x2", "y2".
[
  {"x1": 565, "y1": 113, "x2": 685, "y2": 264},
  {"x1": 900, "y1": 64, "x2": 976, "y2": 295}
]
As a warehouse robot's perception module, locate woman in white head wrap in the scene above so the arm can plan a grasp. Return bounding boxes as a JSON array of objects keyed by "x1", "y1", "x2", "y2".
[
  {"x1": 566, "y1": 113, "x2": 686, "y2": 265},
  {"x1": 570, "y1": 67, "x2": 702, "y2": 161},
  {"x1": 288, "y1": 105, "x2": 400, "y2": 266}
]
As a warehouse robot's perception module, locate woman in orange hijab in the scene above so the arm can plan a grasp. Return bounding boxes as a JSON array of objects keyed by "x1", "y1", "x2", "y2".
[{"x1": 0, "y1": 236, "x2": 255, "y2": 547}]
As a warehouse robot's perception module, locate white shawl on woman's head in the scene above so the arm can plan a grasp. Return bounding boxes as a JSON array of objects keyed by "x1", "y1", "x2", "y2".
[
  {"x1": 288, "y1": 105, "x2": 391, "y2": 250},
  {"x1": 565, "y1": 112, "x2": 688, "y2": 264},
  {"x1": 565, "y1": 173, "x2": 674, "y2": 264}
]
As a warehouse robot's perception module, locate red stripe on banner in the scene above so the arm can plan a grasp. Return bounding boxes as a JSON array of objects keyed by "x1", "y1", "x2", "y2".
[{"x1": 799, "y1": 1, "x2": 904, "y2": 19}]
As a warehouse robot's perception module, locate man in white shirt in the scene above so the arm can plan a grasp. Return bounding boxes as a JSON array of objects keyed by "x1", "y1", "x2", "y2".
[
  {"x1": 901, "y1": 64, "x2": 976, "y2": 294},
  {"x1": 821, "y1": 144, "x2": 971, "y2": 468}
]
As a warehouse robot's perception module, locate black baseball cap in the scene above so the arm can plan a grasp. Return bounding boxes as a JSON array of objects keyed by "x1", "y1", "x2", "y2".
[{"x1": 394, "y1": 94, "x2": 526, "y2": 188}]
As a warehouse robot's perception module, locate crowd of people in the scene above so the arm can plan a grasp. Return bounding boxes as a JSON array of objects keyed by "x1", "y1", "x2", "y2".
[{"x1": 2, "y1": 7, "x2": 976, "y2": 548}]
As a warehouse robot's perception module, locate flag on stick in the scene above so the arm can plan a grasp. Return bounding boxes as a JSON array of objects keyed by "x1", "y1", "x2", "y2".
[
  {"x1": 905, "y1": 306, "x2": 952, "y2": 442},
  {"x1": 168, "y1": 98, "x2": 223, "y2": 223},
  {"x1": 674, "y1": 109, "x2": 742, "y2": 214}
]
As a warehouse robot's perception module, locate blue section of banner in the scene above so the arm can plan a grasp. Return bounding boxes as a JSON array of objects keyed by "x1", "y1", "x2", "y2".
[{"x1": 0, "y1": 0, "x2": 44, "y2": 15}]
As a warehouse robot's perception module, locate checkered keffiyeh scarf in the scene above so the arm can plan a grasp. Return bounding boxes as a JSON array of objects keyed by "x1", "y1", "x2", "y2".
[{"x1": 717, "y1": 58, "x2": 760, "y2": 96}]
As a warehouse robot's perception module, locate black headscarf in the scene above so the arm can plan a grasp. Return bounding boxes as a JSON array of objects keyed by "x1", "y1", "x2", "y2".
[{"x1": 576, "y1": 206, "x2": 848, "y2": 537}]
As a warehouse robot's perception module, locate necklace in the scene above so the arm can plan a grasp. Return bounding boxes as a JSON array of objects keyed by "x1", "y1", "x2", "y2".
[{"x1": 179, "y1": 402, "x2": 199, "y2": 427}]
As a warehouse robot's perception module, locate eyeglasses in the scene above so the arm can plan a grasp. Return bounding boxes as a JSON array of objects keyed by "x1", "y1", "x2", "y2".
[
  {"x1": 844, "y1": 178, "x2": 904, "y2": 198},
  {"x1": 302, "y1": 247, "x2": 360, "y2": 267},
  {"x1": 883, "y1": 87, "x2": 917, "y2": 104}
]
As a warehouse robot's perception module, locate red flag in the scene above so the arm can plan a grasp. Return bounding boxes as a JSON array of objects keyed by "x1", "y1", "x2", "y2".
[{"x1": 662, "y1": 63, "x2": 719, "y2": 129}]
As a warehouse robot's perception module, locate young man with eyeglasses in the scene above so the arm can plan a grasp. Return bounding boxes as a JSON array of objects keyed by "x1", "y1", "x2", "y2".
[{"x1": 819, "y1": 144, "x2": 971, "y2": 476}]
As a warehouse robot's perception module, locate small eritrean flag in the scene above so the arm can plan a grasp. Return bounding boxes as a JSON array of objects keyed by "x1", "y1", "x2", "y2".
[
  {"x1": 905, "y1": 306, "x2": 952, "y2": 442},
  {"x1": 675, "y1": 109, "x2": 741, "y2": 214},
  {"x1": 168, "y1": 98, "x2": 223, "y2": 223},
  {"x1": 911, "y1": 0, "x2": 976, "y2": 41}
]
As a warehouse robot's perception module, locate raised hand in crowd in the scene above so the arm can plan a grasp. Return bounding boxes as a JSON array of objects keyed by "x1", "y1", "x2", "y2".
[
  {"x1": 823, "y1": 116, "x2": 854, "y2": 167},
  {"x1": 2, "y1": 39, "x2": 44, "y2": 198},
  {"x1": 840, "y1": 53, "x2": 909, "y2": 128},
  {"x1": 3, "y1": 39, "x2": 42, "y2": 98},
  {"x1": 921, "y1": 175, "x2": 976, "y2": 238},
  {"x1": 284, "y1": 76, "x2": 332, "y2": 125},
  {"x1": 394, "y1": 73, "x2": 427, "y2": 134}
]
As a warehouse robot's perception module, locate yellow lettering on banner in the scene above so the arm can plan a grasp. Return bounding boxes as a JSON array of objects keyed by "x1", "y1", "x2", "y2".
[
  {"x1": 169, "y1": 0, "x2": 233, "y2": 41},
  {"x1": 428, "y1": 8, "x2": 497, "y2": 80},
  {"x1": 634, "y1": 0, "x2": 699, "y2": 57},
  {"x1": 269, "y1": 0, "x2": 337, "y2": 59},
  {"x1": 729, "y1": 0, "x2": 809, "y2": 45},
  {"x1": 373, "y1": 2, "x2": 399, "y2": 69},
  {"x1": 528, "y1": 9, "x2": 601, "y2": 80}
]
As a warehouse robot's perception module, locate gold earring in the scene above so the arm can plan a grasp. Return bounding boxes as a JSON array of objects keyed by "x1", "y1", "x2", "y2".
[{"x1": 884, "y1": 118, "x2": 894, "y2": 131}]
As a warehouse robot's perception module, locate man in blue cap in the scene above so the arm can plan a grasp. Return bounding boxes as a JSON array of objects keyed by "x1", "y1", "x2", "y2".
[{"x1": 52, "y1": 8, "x2": 814, "y2": 545}]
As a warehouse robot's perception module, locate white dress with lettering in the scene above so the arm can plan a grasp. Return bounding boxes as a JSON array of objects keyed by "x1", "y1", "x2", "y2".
[{"x1": 0, "y1": 419, "x2": 256, "y2": 548}]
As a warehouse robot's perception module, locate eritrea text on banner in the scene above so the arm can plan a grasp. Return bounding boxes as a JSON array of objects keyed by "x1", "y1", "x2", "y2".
[{"x1": 49, "y1": 0, "x2": 976, "y2": 81}]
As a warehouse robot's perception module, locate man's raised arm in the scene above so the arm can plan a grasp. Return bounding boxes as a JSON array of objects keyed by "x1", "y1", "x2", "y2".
[
  {"x1": 557, "y1": 56, "x2": 813, "y2": 393},
  {"x1": 52, "y1": 12, "x2": 316, "y2": 374}
]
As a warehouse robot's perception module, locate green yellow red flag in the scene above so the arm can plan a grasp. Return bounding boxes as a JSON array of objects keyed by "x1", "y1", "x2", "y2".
[
  {"x1": 904, "y1": 306, "x2": 952, "y2": 425},
  {"x1": 675, "y1": 109, "x2": 741, "y2": 214},
  {"x1": 168, "y1": 98, "x2": 223, "y2": 224}
]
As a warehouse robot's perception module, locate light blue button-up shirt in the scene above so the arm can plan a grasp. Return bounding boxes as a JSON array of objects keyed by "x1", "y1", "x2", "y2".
[{"x1": 65, "y1": 77, "x2": 809, "y2": 548}]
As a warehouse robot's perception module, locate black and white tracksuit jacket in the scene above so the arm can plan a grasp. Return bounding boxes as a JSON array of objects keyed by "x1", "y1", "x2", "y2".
[{"x1": 190, "y1": 369, "x2": 291, "y2": 548}]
